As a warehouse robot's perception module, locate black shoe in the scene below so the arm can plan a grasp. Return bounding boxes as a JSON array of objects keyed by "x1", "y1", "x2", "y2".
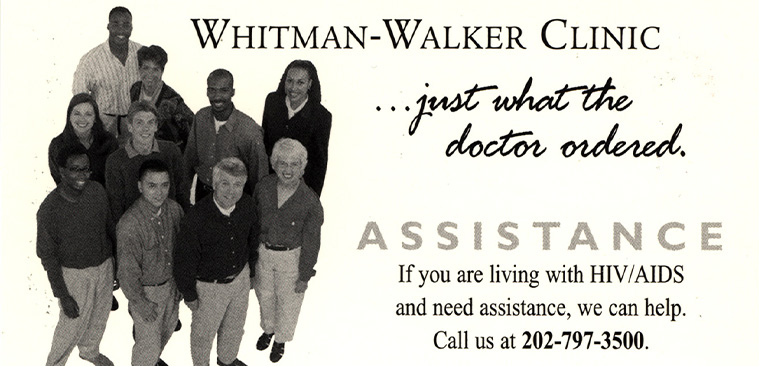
[
  {"x1": 256, "y1": 332, "x2": 274, "y2": 350},
  {"x1": 155, "y1": 359, "x2": 169, "y2": 366},
  {"x1": 216, "y1": 358, "x2": 247, "y2": 366},
  {"x1": 111, "y1": 296, "x2": 119, "y2": 311},
  {"x1": 174, "y1": 319, "x2": 182, "y2": 332},
  {"x1": 270, "y1": 342, "x2": 285, "y2": 363}
]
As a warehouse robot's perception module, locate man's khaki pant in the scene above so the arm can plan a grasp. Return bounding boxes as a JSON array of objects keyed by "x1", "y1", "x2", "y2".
[
  {"x1": 46, "y1": 258, "x2": 113, "y2": 366},
  {"x1": 129, "y1": 281, "x2": 179, "y2": 366},
  {"x1": 190, "y1": 265, "x2": 250, "y2": 366}
]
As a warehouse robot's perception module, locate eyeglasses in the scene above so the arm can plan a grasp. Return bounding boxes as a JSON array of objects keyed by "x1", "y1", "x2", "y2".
[{"x1": 66, "y1": 167, "x2": 92, "y2": 175}]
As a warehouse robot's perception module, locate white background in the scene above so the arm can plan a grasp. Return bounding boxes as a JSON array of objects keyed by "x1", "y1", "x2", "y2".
[{"x1": 1, "y1": 0, "x2": 758, "y2": 364}]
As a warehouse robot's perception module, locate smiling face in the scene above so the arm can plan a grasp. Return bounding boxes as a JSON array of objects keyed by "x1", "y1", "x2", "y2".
[
  {"x1": 138, "y1": 170, "x2": 170, "y2": 208},
  {"x1": 128, "y1": 111, "x2": 158, "y2": 147},
  {"x1": 69, "y1": 102, "x2": 96, "y2": 137},
  {"x1": 206, "y1": 75, "x2": 235, "y2": 120},
  {"x1": 285, "y1": 67, "x2": 312, "y2": 108},
  {"x1": 274, "y1": 151, "x2": 305, "y2": 187},
  {"x1": 139, "y1": 59, "x2": 164, "y2": 93},
  {"x1": 59, "y1": 154, "x2": 91, "y2": 192},
  {"x1": 107, "y1": 11, "x2": 132, "y2": 46},
  {"x1": 213, "y1": 170, "x2": 246, "y2": 210}
]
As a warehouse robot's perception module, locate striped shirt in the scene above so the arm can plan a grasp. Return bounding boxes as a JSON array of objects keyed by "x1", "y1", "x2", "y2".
[{"x1": 73, "y1": 40, "x2": 141, "y2": 115}]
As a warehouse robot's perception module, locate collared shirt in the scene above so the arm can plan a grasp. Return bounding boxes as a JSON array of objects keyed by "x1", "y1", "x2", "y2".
[
  {"x1": 37, "y1": 182, "x2": 114, "y2": 298},
  {"x1": 125, "y1": 138, "x2": 161, "y2": 158},
  {"x1": 105, "y1": 139, "x2": 188, "y2": 221},
  {"x1": 184, "y1": 106, "x2": 269, "y2": 194},
  {"x1": 214, "y1": 117, "x2": 227, "y2": 134},
  {"x1": 213, "y1": 195, "x2": 235, "y2": 216},
  {"x1": 255, "y1": 174, "x2": 323, "y2": 282},
  {"x1": 174, "y1": 194, "x2": 258, "y2": 302},
  {"x1": 117, "y1": 197, "x2": 183, "y2": 309},
  {"x1": 73, "y1": 40, "x2": 141, "y2": 115},
  {"x1": 286, "y1": 96, "x2": 308, "y2": 119}
]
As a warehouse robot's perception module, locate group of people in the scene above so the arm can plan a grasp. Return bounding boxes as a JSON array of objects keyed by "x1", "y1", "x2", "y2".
[{"x1": 37, "y1": 6, "x2": 332, "y2": 366}]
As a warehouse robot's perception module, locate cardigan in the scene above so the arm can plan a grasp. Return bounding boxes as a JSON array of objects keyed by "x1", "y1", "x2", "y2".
[{"x1": 174, "y1": 194, "x2": 258, "y2": 302}]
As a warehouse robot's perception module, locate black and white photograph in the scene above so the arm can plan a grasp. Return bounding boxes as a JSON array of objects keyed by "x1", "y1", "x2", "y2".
[{"x1": 1, "y1": 1, "x2": 758, "y2": 365}]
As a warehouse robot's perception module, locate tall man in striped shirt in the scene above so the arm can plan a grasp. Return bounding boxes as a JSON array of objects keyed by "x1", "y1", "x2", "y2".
[{"x1": 73, "y1": 6, "x2": 141, "y2": 141}]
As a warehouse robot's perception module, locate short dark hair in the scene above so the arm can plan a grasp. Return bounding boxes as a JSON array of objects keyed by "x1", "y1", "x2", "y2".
[
  {"x1": 137, "y1": 45, "x2": 168, "y2": 70},
  {"x1": 207, "y1": 68, "x2": 234, "y2": 87},
  {"x1": 138, "y1": 159, "x2": 170, "y2": 182},
  {"x1": 55, "y1": 143, "x2": 89, "y2": 168},
  {"x1": 109, "y1": 6, "x2": 131, "y2": 19}
]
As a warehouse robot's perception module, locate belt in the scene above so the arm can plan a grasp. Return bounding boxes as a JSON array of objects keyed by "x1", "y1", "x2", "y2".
[
  {"x1": 264, "y1": 243, "x2": 297, "y2": 251},
  {"x1": 104, "y1": 113, "x2": 128, "y2": 118},
  {"x1": 143, "y1": 278, "x2": 169, "y2": 287},
  {"x1": 197, "y1": 269, "x2": 242, "y2": 284}
]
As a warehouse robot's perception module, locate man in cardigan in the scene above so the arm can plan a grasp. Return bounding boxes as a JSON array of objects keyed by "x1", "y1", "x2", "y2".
[
  {"x1": 37, "y1": 144, "x2": 115, "y2": 366},
  {"x1": 184, "y1": 69, "x2": 268, "y2": 204},
  {"x1": 174, "y1": 157, "x2": 258, "y2": 366},
  {"x1": 117, "y1": 159, "x2": 184, "y2": 366}
]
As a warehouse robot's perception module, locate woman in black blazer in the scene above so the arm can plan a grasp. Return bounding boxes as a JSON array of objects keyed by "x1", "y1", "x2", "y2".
[{"x1": 262, "y1": 60, "x2": 332, "y2": 196}]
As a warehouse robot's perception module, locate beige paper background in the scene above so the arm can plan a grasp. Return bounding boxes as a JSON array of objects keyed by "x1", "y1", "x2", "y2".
[{"x1": 2, "y1": 0, "x2": 758, "y2": 364}]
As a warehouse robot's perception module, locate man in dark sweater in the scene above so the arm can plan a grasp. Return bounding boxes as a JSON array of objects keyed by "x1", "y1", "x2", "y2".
[
  {"x1": 174, "y1": 157, "x2": 258, "y2": 366},
  {"x1": 37, "y1": 144, "x2": 115, "y2": 366}
]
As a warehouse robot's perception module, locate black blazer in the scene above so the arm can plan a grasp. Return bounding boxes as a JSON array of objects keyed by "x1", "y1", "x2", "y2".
[{"x1": 261, "y1": 92, "x2": 332, "y2": 196}]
